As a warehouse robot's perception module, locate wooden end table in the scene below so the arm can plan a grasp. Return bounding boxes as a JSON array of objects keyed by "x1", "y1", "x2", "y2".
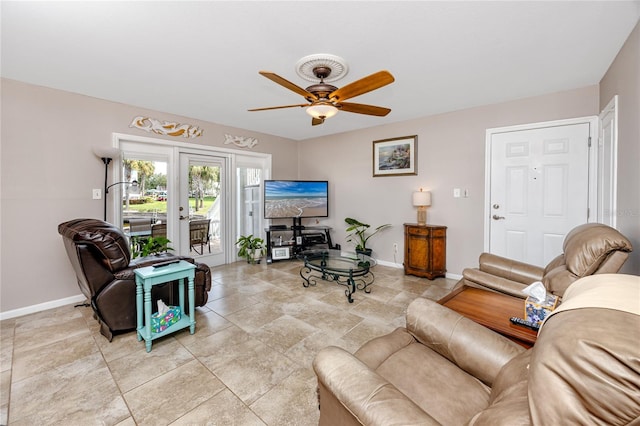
[{"x1": 438, "y1": 285, "x2": 537, "y2": 348}]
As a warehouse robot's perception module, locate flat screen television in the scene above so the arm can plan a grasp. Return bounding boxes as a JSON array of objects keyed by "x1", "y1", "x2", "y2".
[{"x1": 264, "y1": 180, "x2": 328, "y2": 219}]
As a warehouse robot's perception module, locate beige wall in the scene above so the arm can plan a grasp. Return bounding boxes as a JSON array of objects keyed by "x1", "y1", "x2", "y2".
[
  {"x1": 3, "y1": 18, "x2": 638, "y2": 316},
  {"x1": 298, "y1": 86, "x2": 600, "y2": 275},
  {"x1": 599, "y1": 20, "x2": 640, "y2": 274},
  {"x1": 0, "y1": 78, "x2": 298, "y2": 313}
]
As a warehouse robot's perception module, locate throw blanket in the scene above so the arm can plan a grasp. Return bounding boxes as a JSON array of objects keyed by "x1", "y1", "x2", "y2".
[{"x1": 540, "y1": 274, "x2": 640, "y2": 330}]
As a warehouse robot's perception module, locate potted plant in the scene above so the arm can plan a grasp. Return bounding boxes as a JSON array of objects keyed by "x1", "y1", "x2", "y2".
[
  {"x1": 235, "y1": 234, "x2": 266, "y2": 264},
  {"x1": 344, "y1": 217, "x2": 391, "y2": 256},
  {"x1": 132, "y1": 236, "x2": 173, "y2": 259}
]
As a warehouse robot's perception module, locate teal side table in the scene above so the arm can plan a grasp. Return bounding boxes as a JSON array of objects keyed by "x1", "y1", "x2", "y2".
[{"x1": 134, "y1": 260, "x2": 196, "y2": 352}]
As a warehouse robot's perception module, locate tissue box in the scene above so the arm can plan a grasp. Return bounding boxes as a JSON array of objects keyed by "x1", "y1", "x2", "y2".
[
  {"x1": 151, "y1": 306, "x2": 181, "y2": 333},
  {"x1": 524, "y1": 294, "x2": 559, "y2": 325}
]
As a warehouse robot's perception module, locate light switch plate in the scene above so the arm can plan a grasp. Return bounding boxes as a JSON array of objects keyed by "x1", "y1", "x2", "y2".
[{"x1": 92, "y1": 189, "x2": 102, "y2": 199}]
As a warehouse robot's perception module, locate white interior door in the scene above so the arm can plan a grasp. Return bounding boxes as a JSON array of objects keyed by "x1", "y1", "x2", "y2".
[
  {"x1": 488, "y1": 121, "x2": 593, "y2": 266},
  {"x1": 178, "y1": 153, "x2": 227, "y2": 267}
]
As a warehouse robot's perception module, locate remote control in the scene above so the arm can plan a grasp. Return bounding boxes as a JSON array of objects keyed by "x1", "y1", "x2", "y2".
[
  {"x1": 152, "y1": 260, "x2": 180, "y2": 268},
  {"x1": 509, "y1": 317, "x2": 540, "y2": 331}
]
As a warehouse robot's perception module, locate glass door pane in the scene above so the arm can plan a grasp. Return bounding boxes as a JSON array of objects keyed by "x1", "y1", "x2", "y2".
[
  {"x1": 120, "y1": 157, "x2": 169, "y2": 256},
  {"x1": 237, "y1": 166, "x2": 262, "y2": 239},
  {"x1": 179, "y1": 153, "x2": 226, "y2": 266}
]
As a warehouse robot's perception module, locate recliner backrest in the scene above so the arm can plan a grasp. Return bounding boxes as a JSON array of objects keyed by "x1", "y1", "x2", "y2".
[
  {"x1": 542, "y1": 223, "x2": 632, "y2": 296},
  {"x1": 58, "y1": 218, "x2": 131, "y2": 272},
  {"x1": 562, "y1": 223, "x2": 632, "y2": 275}
]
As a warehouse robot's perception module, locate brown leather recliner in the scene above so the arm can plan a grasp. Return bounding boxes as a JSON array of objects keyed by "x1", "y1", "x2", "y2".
[
  {"x1": 58, "y1": 218, "x2": 212, "y2": 341},
  {"x1": 454, "y1": 222, "x2": 633, "y2": 299},
  {"x1": 313, "y1": 274, "x2": 640, "y2": 425}
]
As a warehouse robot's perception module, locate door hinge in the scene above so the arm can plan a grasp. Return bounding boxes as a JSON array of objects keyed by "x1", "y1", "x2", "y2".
[{"x1": 588, "y1": 136, "x2": 592, "y2": 148}]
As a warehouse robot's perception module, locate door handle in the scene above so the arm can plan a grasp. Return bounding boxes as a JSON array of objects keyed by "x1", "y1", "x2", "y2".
[
  {"x1": 179, "y1": 206, "x2": 188, "y2": 220},
  {"x1": 492, "y1": 215, "x2": 505, "y2": 220}
]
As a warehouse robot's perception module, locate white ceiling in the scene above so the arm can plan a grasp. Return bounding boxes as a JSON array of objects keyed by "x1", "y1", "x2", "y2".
[{"x1": 2, "y1": 1, "x2": 639, "y2": 141}]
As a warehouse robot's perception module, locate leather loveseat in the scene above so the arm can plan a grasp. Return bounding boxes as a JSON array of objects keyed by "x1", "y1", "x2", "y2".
[
  {"x1": 313, "y1": 274, "x2": 640, "y2": 425},
  {"x1": 454, "y1": 222, "x2": 632, "y2": 299},
  {"x1": 58, "y1": 218, "x2": 212, "y2": 340}
]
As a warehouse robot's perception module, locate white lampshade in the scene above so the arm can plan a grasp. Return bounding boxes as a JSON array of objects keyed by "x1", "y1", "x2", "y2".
[
  {"x1": 412, "y1": 190, "x2": 432, "y2": 207},
  {"x1": 93, "y1": 146, "x2": 121, "y2": 160},
  {"x1": 306, "y1": 104, "x2": 338, "y2": 119}
]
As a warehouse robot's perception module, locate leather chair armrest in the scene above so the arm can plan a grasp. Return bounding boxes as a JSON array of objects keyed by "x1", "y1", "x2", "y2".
[
  {"x1": 129, "y1": 253, "x2": 181, "y2": 269},
  {"x1": 406, "y1": 298, "x2": 526, "y2": 387},
  {"x1": 477, "y1": 253, "x2": 544, "y2": 284},
  {"x1": 313, "y1": 346, "x2": 440, "y2": 426}
]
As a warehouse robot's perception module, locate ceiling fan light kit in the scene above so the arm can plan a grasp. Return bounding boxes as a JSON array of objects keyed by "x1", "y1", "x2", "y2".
[
  {"x1": 306, "y1": 104, "x2": 338, "y2": 119},
  {"x1": 249, "y1": 53, "x2": 395, "y2": 126}
]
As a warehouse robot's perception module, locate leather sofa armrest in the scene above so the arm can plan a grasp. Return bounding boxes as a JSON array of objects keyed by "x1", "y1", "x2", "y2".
[
  {"x1": 313, "y1": 346, "x2": 440, "y2": 426},
  {"x1": 477, "y1": 253, "x2": 544, "y2": 284},
  {"x1": 406, "y1": 298, "x2": 526, "y2": 387},
  {"x1": 461, "y1": 269, "x2": 530, "y2": 299}
]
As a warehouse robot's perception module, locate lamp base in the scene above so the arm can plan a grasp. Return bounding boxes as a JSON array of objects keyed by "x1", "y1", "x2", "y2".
[{"x1": 417, "y1": 207, "x2": 427, "y2": 226}]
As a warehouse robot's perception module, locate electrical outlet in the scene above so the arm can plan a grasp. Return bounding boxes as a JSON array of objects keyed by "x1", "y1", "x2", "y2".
[
  {"x1": 393, "y1": 243, "x2": 398, "y2": 253},
  {"x1": 92, "y1": 189, "x2": 102, "y2": 199}
]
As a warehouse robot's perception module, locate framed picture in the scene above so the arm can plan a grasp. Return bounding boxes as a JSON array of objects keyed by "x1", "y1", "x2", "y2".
[{"x1": 372, "y1": 135, "x2": 417, "y2": 177}]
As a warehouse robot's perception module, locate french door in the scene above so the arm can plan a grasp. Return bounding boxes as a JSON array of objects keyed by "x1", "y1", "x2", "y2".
[
  {"x1": 115, "y1": 134, "x2": 271, "y2": 267},
  {"x1": 178, "y1": 152, "x2": 227, "y2": 266}
]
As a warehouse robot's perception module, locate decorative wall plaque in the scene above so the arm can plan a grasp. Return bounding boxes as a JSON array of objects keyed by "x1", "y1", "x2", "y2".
[
  {"x1": 130, "y1": 116, "x2": 203, "y2": 138},
  {"x1": 224, "y1": 134, "x2": 258, "y2": 149}
]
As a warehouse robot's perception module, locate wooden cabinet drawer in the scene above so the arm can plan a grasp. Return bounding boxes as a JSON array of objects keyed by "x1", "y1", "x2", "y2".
[{"x1": 408, "y1": 227, "x2": 431, "y2": 236}]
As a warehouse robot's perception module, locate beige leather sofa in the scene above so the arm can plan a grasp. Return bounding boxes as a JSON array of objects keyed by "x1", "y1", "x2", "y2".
[
  {"x1": 313, "y1": 274, "x2": 640, "y2": 425},
  {"x1": 455, "y1": 223, "x2": 632, "y2": 299}
]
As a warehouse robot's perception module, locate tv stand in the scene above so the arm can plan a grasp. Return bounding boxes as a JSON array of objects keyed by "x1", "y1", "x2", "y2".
[{"x1": 265, "y1": 219, "x2": 337, "y2": 263}]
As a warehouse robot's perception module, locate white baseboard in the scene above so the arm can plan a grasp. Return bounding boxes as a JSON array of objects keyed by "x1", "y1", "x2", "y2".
[
  {"x1": 0, "y1": 294, "x2": 87, "y2": 321},
  {"x1": 375, "y1": 259, "x2": 404, "y2": 269},
  {"x1": 374, "y1": 259, "x2": 462, "y2": 281}
]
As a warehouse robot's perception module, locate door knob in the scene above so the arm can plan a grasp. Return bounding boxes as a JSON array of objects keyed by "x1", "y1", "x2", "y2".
[{"x1": 492, "y1": 215, "x2": 505, "y2": 220}]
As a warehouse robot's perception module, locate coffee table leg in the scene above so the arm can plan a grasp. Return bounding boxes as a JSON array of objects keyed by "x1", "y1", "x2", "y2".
[{"x1": 345, "y1": 271, "x2": 355, "y2": 303}]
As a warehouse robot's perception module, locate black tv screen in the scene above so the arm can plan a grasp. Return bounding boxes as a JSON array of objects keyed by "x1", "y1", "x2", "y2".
[{"x1": 264, "y1": 180, "x2": 329, "y2": 219}]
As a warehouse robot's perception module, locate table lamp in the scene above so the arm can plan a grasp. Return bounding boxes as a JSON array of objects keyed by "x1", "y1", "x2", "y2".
[{"x1": 412, "y1": 189, "x2": 432, "y2": 226}]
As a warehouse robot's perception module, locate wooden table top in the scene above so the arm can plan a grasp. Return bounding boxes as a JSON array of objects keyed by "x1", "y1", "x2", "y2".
[{"x1": 438, "y1": 285, "x2": 537, "y2": 347}]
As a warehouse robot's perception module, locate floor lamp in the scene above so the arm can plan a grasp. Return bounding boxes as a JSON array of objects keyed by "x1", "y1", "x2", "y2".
[{"x1": 93, "y1": 147, "x2": 122, "y2": 221}]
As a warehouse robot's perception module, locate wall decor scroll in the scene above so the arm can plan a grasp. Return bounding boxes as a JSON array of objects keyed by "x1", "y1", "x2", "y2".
[
  {"x1": 224, "y1": 134, "x2": 259, "y2": 149},
  {"x1": 129, "y1": 116, "x2": 203, "y2": 138}
]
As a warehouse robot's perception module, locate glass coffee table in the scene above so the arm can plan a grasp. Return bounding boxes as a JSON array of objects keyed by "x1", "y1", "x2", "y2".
[{"x1": 298, "y1": 249, "x2": 376, "y2": 303}]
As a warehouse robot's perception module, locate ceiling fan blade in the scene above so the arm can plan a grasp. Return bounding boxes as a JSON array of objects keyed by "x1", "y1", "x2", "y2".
[
  {"x1": 339, "y1": 102, "x2": 391, "y2": 116},
  {"x1": 248, "y1": 103, "x2": 309, "y2": 112},
  {"x1": 312, "y1": 117, "x2": 324, "y2": 126},
  {"x1": 330, "y1": 70, "x2": 395, "y2": 102},
  {"x1": 259, "y1": 71, "x2": 318, "y2": 101}
]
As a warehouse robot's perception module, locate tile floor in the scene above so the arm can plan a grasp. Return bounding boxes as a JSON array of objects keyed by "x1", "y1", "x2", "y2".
[{"x1": 0, "y1": 260, "x2": 457, "y2": 425}]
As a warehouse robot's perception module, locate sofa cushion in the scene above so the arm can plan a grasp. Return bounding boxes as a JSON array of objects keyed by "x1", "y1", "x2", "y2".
[
  {"x1": 372, "y1": 338, "x2": 491, "y2": 425},
  {"x1": 467, "y1": 383, "x2": 530, "y2": 426},
  {"x1": 467, "y1": 350, "x2": 532, "y2": 425}
]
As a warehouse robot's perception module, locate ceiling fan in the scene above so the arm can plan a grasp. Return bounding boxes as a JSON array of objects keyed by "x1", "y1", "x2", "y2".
[{"x1": 249, "y1": 66, "x2": 395, "y2": 126}]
